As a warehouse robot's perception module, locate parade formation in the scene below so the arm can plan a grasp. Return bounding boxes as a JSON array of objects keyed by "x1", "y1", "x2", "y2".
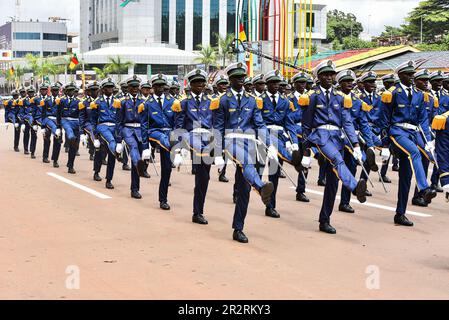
[{"x1": 2, "y1": 59, "x2": 449, "y2": 244}]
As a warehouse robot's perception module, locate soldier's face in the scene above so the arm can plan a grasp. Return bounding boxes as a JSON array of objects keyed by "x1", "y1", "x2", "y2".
[
  {"x1": 244, "y1": 83, "x2": 253, "y2": 92},
  {"x1": 340, "y1": 80, "x2": 353, "y2": 93},
  {"x1": 415, "y1": 78, "x2": 428, "y2": 91},
  {"x1": 121, "y1": 86, "x2": 128, "y2": 94},
  {"x1": 20, "y1": 91, "x2": 26, "y2": 98},
  {"x1": 141, "y1": 87, "x2": 151, "y2": 97},
  {"x1": 103, "y1": 86, "x2": 114, "y2": 96},
  {"x1": 128, "y1": 85, "x2": 139, "y2": 96},
  {"x1": 66, "y1": 89, "x2": 75, "y2": 97},
  {"x1": 399, "y1": 72, "x2": 414, "y2": 86},
  {"x1": 40, "y1": 89, "x2": 47, "y2": 96},
  {"x1": 357, "y1": 82, "x2": 364, "y2": 90},
  {"x1": 294, "y1": 81, "x2": 307, "y2": 93},
  {"x1": 27, "y1": 91, "x2": 35, "y2": 98},
  {"x1": 229, "y1": 75, "x2": 245, "y2": 91},
  {"x1": 90, "y1": 88, "x2": 99, "y2": 98},
  {"x1": 190, "y1": 80, "x2": 206, "y2": 95},
  {"x1": 430, "y1": 80, "x2": 442, "y2": 91},
  {"x1": 267, "y1": 81, "x2": 280, "y2": 94},
  {"x1": 51, "y1": 89, "x2": 59, "y2": 96},
  {"x1": 363, "y1": 80, "x2": 376, "y2": 93},
  {"x1": 255, "y1": 83, "x2": 266, "y2": 93},
  {"x1": 318, "y1": 72, "x2": 334, "y2": 89},
  {"x1": 153, "y1": 84, "x2": 165, "y2": 96},
  {"x1": 383, "y1": 82, "x2": 393, "y2": 90},
  {"x1": 218, "y1": 83, "x2": 229, "y2": 93},
  {"x1": 306, "y1": 83, "x2": 313, "y2": 90},
  {"x1": 443, "y1": 81, "x2": 449, "y2": 91}
]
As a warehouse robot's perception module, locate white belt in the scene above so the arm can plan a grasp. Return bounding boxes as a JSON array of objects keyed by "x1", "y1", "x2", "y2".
[
  {"x1": 394, "y1": 123, "x2": 418, "y2": 131},
  {"x1": 47, "y1": 116, "x2": 56, "y2": 120},
  {"x1": 317, "y1": 124, "x2": 340, "y2": 131},
  {"x1": 267, "y1": 124, "x2": 284, "y2": 131},
  {"x1": 125, "y1": 123, "x2": 140, "y2": 128},
  {"x1": 63, "y1": 117, "x2": 78, "y2": 121},
  {"x1": 355, "y1": 130, "x2": 360, "y2": 135},
  {"x1": 225, "y1": 133, "x2": 257, "y2": 141},
  {"x1": 99, "y1": 122, "x2": 115, "y2": 127},
  {"x1": 192, "y1": 128, "x2": 211, "y2": 134}
]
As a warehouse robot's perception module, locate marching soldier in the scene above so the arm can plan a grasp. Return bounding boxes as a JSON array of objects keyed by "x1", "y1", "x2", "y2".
[
  {"x1": 117, "y1": 75, "x2": 147, "y2": 199},
  {"x1": 41, "y1": 82, "x2": 62, "y2": 167},
  {"x1": 212, "y1": 74, "x2": 230, "y2": 183},
  {"x1": 257, "y1": 70, "x2": 302, "y2": 218},
  {"x1": 56, "y1": 82, "x2": 82, "y2": 174},
  {"x1": 336, "y1": 70, "x2": 376, "y2": 214},
  {"x1": 378, "y1": 60, "x2": 437, "y2": 226},
  {"x1": 288, "y1": 71, "x2": 310, "y2": 203},
  {"x1": 139, "y1": 73, "x2": 181, "y2": 210},
  {"x1": 300, "y1": 60, "x2": 368, "y2": 234},
  {"x1": 243, "y1": 76, "x2": 253, "y2": 93},
  {"x1": 212, "y1": 62, "x2": 276, "y2": 243},
  {"x1": 16, "y1": 87, "x2": 30, "y2": 155},
  {"x1": 24, "y1": 87, "x2": 38, "y2": 159},
  {"x1": 173, "y1": 69, "x2": 217, "y2": 225},
  {"x1": 442, "y1": 73, "x2": 449, "y2": 94},
  {"x1": 79, "y1": 82, "x2": 99, "y2": 162},
  {"x1": 353, "y1": 77, "x2": 364, "y2": 95},
  {"x1": 169, "y1": 81, "x2": 181, "y2": 99},
  {"x1": 32, "y1": 83, "x2": 50, "y2": 161},
  {"x1": 89, "y1": 78, "x2": 123, "y2": 189},
  {"x1": 431, "y1": 107, "x2": 449, "y2": 201},
  {"x1": 4, "y1": 90, "x2": 20, "y2": 152}
]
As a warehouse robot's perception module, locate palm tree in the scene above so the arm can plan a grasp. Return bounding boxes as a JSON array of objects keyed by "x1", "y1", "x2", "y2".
[
  {"x1": 216, "y1": 33, "x2": 236, "y2": 68},
  {"x1": 13, "y1": 65, "x2": 26, "y2": 89},
  {"x1": 194, "y1": 45, "x2": 217, "y2": 72},
  {"x1": 92, "y1": 67, "x2": 109, "y2": 79},
  {"x1": 105, "y1": 56, "x2": 134, "y2": 82},
  {"x1": 25, "y1": 53, "x2": 41, "y2": 87}
]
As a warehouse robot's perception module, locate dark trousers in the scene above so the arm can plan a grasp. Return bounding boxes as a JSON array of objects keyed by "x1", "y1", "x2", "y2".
[
  {"x1": 413, "y1": 153, "x2": 430, "y2": 199},
  {"x1": 296, "y1": 169, "x2": 308, "y2": 194},
  {"x1": 396, "y1": 152, "x2": 413, "y2": 215},
  {"x1": 23, "y1": 123, "x2": 30, "y2": 152},
  {"x1": 43, "y1": 132, "x2": 61, "y2": 161},
  {"x1": 14, "y1": 126, "x2": 21, "y2": 149},
  {"x1": 318, "y1": 161, "x2": 326, "y2": 182},
  {"x1": 87, "y1": 139, "x2": 95, "y2": 157},
  {"x1": 159, "y1": 148, "x2": 172, "y2": 203},
  {"x1": 93, "y1": 147, "x2": 116, "y2": 181},
  {"x1": 319, "y1": 154, "x2": 340, "y2": 223},
  {"x1": 67, "y1": 139, "x2": 79, "y2": 169},
  {"x1": 340, "y1": 147, "x2": 357, "y2": 205},
  {"x1": 232, "y1": 166, "x2": 251, "y2": 231},
  {"x1": 257, "y1": 157, "x2": 280, "y2": 209},
  {"x1": 29, "y1": 128, "x2": 37, "y2": 154},
  {"x1": 193, "y1": 161, "x2": 211, "y2": 216}
]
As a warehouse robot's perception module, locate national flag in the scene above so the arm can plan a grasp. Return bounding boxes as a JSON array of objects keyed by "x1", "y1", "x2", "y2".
[
  {"x1": 69, "y1": 54, "x2": 79, "y2": 70},
  {"x1": 238, "y1": 23, "x2": 247, "y2": 42},
  {"x1": 9, "y1": 66, "x2": 14, "y2": 76}
]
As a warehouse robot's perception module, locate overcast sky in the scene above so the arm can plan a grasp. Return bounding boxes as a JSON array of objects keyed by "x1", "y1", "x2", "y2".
[{"x1": 0, "y1": 0, "x2": 422, "y2": 36}]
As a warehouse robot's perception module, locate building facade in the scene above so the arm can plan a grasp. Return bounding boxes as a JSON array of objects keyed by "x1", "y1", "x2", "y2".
[
  {"x1": 0, "y1": 21, "x2": 68, "y2": 58},
  {"x1": 80, "y1": 0, "x2": 238, "y2": 53}
]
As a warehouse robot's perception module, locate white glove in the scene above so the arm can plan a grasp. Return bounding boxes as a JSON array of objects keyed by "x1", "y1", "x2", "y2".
[
  {"x1": 142, "y1": 148, "x2": 152, "y2": 160},
  {"x1": 180, "y1": 148, "x2": 190, "y2": 159},
  {"x1": 40, "y1": 128, "x2": 46, "y2": 136},
  {"x1": 291, "y1": 143, "x2": 299, "y2": 151},
  {"x1": 32, "y1": 125, "x2": 38, "y2": 132},
  {"x1": 301, "y1": 156, "x2": 312, "y2": 168},
  {"x1": 353, "y1": 146, "x2": 363, "y2": 162},
  {"x1": 173, "y1": 153, "x2": 183, "y2": 167},
  {"x1": 55, "y1": 128, "x2": 61, "y2": 138},
  {"x1": 115, "y1": 143, "x2": 124, "y2": 154},
  {"x1": 214, "y1": 156, "x2": 225, "y2": 170},
  {"x1": 20, "y1": 124, "x2": 25, "y2": 132},
  {"x1": 285, "y1": 141, "x2": 293, "y2": 154},
  {"x1": 14, "y1": 123, "x2": 19, "y2": 128},
  {"x1": 267, "y1": 145, "x2": 278, "y2": 161},
  {"x1": 381, "y1": 148, "x2": 390, "y2": 161},
  {"x1": 443, "y1": 184, "x2": 449, "y2": 193},
  {"x1": 94, "y1": 139, "x2": 101, "y2": 148},
  {"x1": 425, "y1": 140, "x2": 435, "y2": 153},
  {"x1": 80, "y1": 134, "x2": 88, "y2": 146}
]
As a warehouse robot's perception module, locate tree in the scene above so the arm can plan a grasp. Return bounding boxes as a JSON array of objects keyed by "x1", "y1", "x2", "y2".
[
  {"x1": 194, "y1": 45, "x2": 217, "y2": 72},
  {"x1": 92, "y1": 67, "x2": 109, "y2": 79},
  {"x1": 340, "y1": 37, "x2": 376, "y2": 50},
  {"x1": 216, "y1": 33, "x2": 235, "y2": 68},
  {"x1": 379, "y1": 26, "x2": 405, "y2": 38},
  {"x1": 24, "y1": 53, "x2": 41, "y2": 87},
  {"x1": 326, "y1": 9, "x2": 363, "y2": 43},
  {"x1": 104, "y1": 56, "x2": 134, "y2": 81}
]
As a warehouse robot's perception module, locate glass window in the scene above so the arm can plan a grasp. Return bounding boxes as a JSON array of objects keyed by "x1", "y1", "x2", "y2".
[
  {"x1": 176, "y1": 0, "x2": 185, "y2": 50},
  {"x1": 306, "y1": 12, "x2": 315, "y2": 32},
  {"x1": 193, "y1": 0, "x2": 202, "y2": 49},
  {"x1": 43, "y1": 33, "x2": 67, "y2": 41},
  {"x1": 13, "y1": 32, "x2": 40, "y2": 40},
  {"x1": 227, "y1": 0, "x2": 236, "y2": 36},
  {"x1": 210, "y1": 0, "x2": 219, "y2": 46},
  {"x1": 161, "y1": 0, "x2": 169, "y2": 43},
  {"x1": 151, "y1": 64, "x2": 178, "y2": 75},
  {"x1": 14, "y1": 51, "x2": 40, "y2": 58}
]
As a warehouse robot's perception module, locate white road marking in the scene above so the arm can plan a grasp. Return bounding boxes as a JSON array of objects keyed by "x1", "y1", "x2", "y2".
[
  {"x1": 47, "y1": 172, "x2": 112, "y2": 199},
  {"x1": 290, "y1": 187, "x2": 432, "y2": 217}
]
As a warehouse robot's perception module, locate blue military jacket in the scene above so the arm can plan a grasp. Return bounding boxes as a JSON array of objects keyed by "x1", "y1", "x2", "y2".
[{"x1": 89, "y1": 95, "x2": 120, "y2": 134}]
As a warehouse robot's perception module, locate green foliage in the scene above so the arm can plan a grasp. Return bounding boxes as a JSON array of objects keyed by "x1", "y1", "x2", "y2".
[
  {"x1": 326, "y1": 9, "x2": 363, "y2": 43},
  {"x1": 215, "y1": 33, "x2": 235, "y2": 68},
  {"x1": 194, "y1": 44, "x2": 217, "y2": 72},
  {"x1": 103, "y1": 56, "x2": 134, "y2": 81},
  {"x1": 379, "y1": 26, "x2": 405, "y2": 38}
]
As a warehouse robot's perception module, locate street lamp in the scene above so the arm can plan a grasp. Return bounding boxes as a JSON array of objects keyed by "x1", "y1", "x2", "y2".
[{"x1": 420, "y1": 15, "x2": 423, "y2": 44}]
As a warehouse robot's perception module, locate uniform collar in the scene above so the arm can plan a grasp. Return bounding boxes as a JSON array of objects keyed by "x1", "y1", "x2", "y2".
[
  {"x1": 103, "y1": 94, "x2": 113, "y2": 101},
  {"x1": 399, "y1": 82, "x2": 412, "y2": 92},
  {"x1": 230, "y1": 88, "x2": 244, "y2": 98},
  {"x1": 319, "y1": 85, "x2": 332, "y2": 93},
  {"x1": 191, "y1": 91, "x2": 203, "y2": 100},
  {"x1": 153, "y1": 93, "x2": 165, "y2": 101}
]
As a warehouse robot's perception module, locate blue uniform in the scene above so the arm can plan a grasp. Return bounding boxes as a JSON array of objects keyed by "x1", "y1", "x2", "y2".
[
  {"x1": 301, "y1": 87, "x2": 359, "y2": 223},
  {"x1": 13, "y1": 98, "x2": 24, "y2": 149},
  {"x1": 340, "y1": 93, "x2": 374, "y2": 206},
  {"x1": 117, "y1": 95, "x2": 145, "y2": 192},
  {"x1": 213, "y1": 89, "x2": 269, "y2": 231},
  {"x1": 432, "y1": 111, "x2": 449, "y2": 188},
  {"x1": 78, "y1": 96, "x2": 96, "y2": 159},
  {"x1": 90, "y1": 95, "x2": 121, "y2": 182},
  {"x1": 23, "y1": 96, "x2": 37, "y2": 154},
  {"x1": 174, "y1": 93, "x2": 216, "y2": 217},
  {"x1": 139, "y1": 94, "x2": 178, "y2": 204},
  {"x1": 258, "y1": 92, "x2": 297, "y2": 209},
  {"x1": 56, "y1": 96, "x2": 81, "y2": 169},
  {"x1": 41, "y1": 95, "x2": 61, "y2": 162},
  {"x1": 378, "y1": 84, "x2": 432, "y2": 215}
]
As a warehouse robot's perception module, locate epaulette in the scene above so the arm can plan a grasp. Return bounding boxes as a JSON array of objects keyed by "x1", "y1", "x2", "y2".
[
  {"x1": 113, "y1": 99, "x2": 121, "y2": 109},
  {"x1": 255, "y1": 97, "x2": 263, "y2": 109},
  {"x1": 209, "y1": 97, "x2": 219, "y2": 110},
  {"x1": 388, "y1": 86, "x2": 396, "y2": 92},
  {"x1": 298, "y1": 94, "x2": 310, "y2": 107},
  {"x1": 18, "y1": 99, "x2": 24, "y2": 106},
  {"x1": 307, "y1": 89, "x2": 315, "y2": 96},
  {"x1": 171, "y1": 99, "x2": 182, "y2": 112},
  {"x1": 289, "y1": 100, "x2": 296, "y2": 111},
  {"x1": 361, "y1": 101, "x2": 373, "y2": 112},
  {"x1": 433, "y1": 95, "x2": 439, "y2": 108},
  {"x1": 137, "y1": 102, "x2": 145, "y2": 114},
  {"x1": 89, "y1": 99, "x2": 98, "y2": 109},
  {"x1": 3, "y1": 100, "x2": 8, "y2": 106},
  {"x1": 78, "y1": 101, "x2": 85, "y2": 110},
  {"x1": 381, "y1": 89, "x2": 393, "y2": 103},
  {"x1": 431, "y1": 111, "x2": 449, "y2": 130},
  {"x1": 55, "y1": 97, "x2": 61, "y2": 105},
  {"x1": 343, "y1": 94, "x2": 352, "y2": 109}
]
